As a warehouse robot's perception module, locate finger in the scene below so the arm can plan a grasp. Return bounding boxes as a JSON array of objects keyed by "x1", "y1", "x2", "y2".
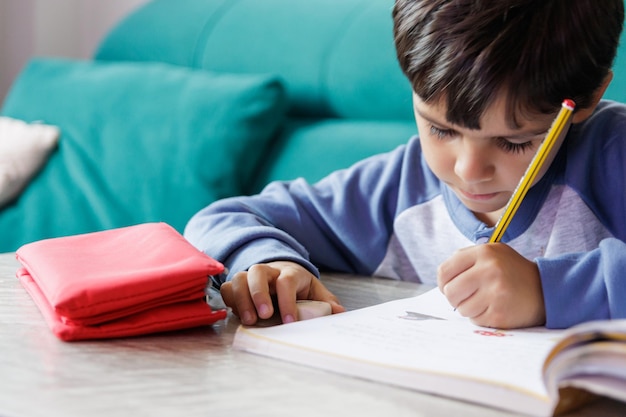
[
  {"x1": 229, "y1": 271, "x2": 258, "y2": 325},
  {"x1": 308, "y1": 279, "x2": 346, "y2": 314},
  {"x1": 246, "y1": 264, "x2": 279, "y2": 319},
  {"x1": 442, "y1": 268, "x2": 479, "y2": 310},
  {"x1": 274, "y1": 270, "x2": 300, "y2": 323},
  {"x1": 219, "y1": 282, "x2": 237, "y2": 315},
  {"x1": 454, "y1": 286, "x2": 487, "y2": 319},
  {"x1": 437, "y1": 246, "x2": 477, "y2": 291},
  {"x1": 325, "y1": 300, "x2": 346, "y2": 314},
  {"x1": 469, "y1": 301, "x2": 512, "y2": 329}
]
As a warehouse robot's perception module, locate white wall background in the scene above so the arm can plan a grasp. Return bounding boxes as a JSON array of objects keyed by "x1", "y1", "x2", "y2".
[{"x1": 0, "y1": 0, "x2": 150, "y2": 105}]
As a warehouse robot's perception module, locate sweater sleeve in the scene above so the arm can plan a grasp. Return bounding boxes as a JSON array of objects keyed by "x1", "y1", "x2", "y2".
[
  {"x1": 183, "y1": 142, "x2": 415, "y2": 282},
  {"x1": 539, "y1": 102, "x2": 626, "y2": 329},
  {"x1": 538, "y1": 237, "x2": 626, "y2": 328}
]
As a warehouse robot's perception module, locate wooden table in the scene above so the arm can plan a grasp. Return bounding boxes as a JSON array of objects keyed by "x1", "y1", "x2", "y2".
[{"x1": 1, "y1": 252, "x2": 625, "y2": 417}]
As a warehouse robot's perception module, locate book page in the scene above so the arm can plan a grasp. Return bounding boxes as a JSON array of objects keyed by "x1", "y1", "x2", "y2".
[
  {"x1": 545, "y1": 318, "x2": 626, "y2": 362},
  {"x1": 545, "y1": 340, "x2": 626, "y2": 402},
  {"x1": 234, "y1": 288, "x2": 565, "y2": 416}
]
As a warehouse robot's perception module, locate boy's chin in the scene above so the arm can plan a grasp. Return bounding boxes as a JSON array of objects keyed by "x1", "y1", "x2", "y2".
[{"x1": 469, "y1": 207, "x2": 505, "y2": 227}]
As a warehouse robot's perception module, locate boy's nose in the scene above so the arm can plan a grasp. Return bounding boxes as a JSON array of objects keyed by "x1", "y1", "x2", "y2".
[{"x1": 454, "y1": 147, "x2": 494, "y2": 184}]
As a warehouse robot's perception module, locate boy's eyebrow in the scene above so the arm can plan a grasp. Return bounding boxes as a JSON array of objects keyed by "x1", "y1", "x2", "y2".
[{"x1": 414, "y1": 106, "x2": 550, "y2": 140}]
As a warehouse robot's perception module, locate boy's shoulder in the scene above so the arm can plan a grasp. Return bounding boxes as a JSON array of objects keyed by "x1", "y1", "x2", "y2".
[
  {"x1": 565, "y1": 100, "x2": 626, "y2": 170},
  {"x1": 590, "y1": 99, "x2": 626, "y2": 123},
  {"x1": 573, "y1": 99, "x2": 626, "y2": 142}
]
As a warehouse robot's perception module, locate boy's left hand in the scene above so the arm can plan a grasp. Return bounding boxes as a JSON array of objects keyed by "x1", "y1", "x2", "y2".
[{"x1": 437, "y1": 243, "x2": 546, "y2": 329}]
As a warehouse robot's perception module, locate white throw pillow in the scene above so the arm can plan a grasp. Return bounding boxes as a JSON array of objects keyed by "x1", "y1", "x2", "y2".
[{"x1": 0, "y1": 117, "x2": 60, "y2": 208}]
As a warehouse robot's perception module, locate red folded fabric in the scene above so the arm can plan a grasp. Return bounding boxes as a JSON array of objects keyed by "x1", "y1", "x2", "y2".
[{"x1": 15, "y1": 222, "x2": 227, "y2": 341}]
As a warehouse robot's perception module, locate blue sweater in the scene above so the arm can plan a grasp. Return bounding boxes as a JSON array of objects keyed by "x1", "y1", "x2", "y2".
[{"x1": 185, "y1": 100, "x2": 626, "y2": 329}]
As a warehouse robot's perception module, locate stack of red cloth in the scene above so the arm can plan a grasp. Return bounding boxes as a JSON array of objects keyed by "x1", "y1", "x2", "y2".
[{"x1": 15, "y1": 222, "x2": 227, "y2": 341}]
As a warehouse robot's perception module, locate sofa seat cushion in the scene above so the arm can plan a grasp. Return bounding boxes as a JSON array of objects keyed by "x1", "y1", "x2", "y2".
[{"x1": 0, "y1": 58, "x2": 287, "y2": 252}]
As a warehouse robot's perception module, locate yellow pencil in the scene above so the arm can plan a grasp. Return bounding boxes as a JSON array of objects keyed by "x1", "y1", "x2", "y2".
[{"x1": 489, "y1": 99, "x2": 576, "y2": 243}]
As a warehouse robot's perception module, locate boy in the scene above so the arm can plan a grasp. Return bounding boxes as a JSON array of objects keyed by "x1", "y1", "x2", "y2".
[{"x1": 184, "y1": 0, "x2": 626, "y2": 329}]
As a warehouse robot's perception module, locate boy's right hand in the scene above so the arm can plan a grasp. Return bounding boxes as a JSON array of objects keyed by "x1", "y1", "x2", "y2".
[{"x1": 219, "y1": 261, "x2": 345, "y2": 325}]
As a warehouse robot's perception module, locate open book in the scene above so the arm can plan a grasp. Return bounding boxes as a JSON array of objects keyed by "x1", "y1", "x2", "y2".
[{"x1": 233, "y1": 288, "x2": 626, "y2": 416}]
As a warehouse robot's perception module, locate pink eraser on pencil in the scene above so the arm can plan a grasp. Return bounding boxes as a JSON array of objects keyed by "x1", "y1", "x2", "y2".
[
  {"x1": 562, "y1": 99, "x2": 576, "y2": 110},
  {"x1": 296, "y1": 300, "x2": 332, "y2": 320}
]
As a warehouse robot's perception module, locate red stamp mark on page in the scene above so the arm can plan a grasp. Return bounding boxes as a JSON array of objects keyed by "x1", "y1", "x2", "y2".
[{"x1": 474, "y1": 330, "x2": 512, "y2": 337}]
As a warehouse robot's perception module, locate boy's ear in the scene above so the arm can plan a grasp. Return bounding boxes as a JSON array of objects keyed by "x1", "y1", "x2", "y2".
[{"x1": 572, "y1": 71, "x2": 613, "y2": 123}]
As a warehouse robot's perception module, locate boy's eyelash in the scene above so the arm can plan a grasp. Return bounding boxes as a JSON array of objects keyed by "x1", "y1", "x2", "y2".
[
  {"x1": 429, "y1": 125, "x2": 455, "y2": 138},
  {"x1": 495, "y1": 138, "x2": 534, "y2": 154},
  {"x1": 429, "y1": 125, "x2": 535, "y2": 154}
]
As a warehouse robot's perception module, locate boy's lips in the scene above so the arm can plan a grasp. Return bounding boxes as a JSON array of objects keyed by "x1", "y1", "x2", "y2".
[{"x1": 458, "y1": 188, "x2": 501, "y2": 201}]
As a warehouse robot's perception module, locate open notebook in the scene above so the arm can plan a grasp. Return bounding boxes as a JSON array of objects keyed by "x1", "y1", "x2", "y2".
[{"x1": 233, "y1": 288, "x2": 626, "y2": 416}]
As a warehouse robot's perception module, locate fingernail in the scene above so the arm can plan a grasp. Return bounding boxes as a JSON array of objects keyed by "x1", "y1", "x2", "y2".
[
  {"x1": 283, "y1": 314, "x2": 295, "y2": 324},
  {"x1": 258, "y1": 303, "x2": 270, "y2": 318},
  {"x1": 242, "y1": 310, "x2": 254, "y2": 324}
]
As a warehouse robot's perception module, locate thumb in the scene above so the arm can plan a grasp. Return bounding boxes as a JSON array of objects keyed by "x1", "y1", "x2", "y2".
[{"x1": 309, "y1": 279, "x2": 346, "y2": 314}]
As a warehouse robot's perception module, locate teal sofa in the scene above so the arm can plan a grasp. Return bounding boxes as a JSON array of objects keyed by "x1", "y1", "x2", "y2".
[{"x1": 1, "y1": 0, "x2": 624, "y2": 253}]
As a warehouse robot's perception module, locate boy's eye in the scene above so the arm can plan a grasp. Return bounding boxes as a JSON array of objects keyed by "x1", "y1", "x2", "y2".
[
  {"x1": 429, "y1": 125, "x2": 455, "y2": 139},
  {"x1": 428, "y1": 123, "x2": 538, "y2": 154},
  {"x1": 495, "y1": 138, "x2": 535, "y2": 154}
]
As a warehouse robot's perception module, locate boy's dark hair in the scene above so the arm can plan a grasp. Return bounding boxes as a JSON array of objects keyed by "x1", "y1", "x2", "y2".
[{"x1": 393, "y1": 0, "x2": 625, "y2": 129}]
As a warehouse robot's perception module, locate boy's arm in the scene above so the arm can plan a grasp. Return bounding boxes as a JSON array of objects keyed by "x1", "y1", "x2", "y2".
[
  {"x1": 538, "y1": 237, "x2": 626, "y2": 328},
  {"x1": 183, "y1": 196, "x2": 321, "y2": 282},
  {"x1": 183, "y1": 142, "x2": 416, "y2": 282},
  {"x1": 540, "y1": 102, "x2": 626, "y2": 328}
]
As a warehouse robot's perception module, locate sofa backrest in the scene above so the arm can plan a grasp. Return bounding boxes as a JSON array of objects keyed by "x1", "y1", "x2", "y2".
[
  {"x1": 95, "y1": 0, "x2": 414, "y2": 121},
  {"x1": 95, "y1": 0, "x2": 419, "y2": 191}
]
